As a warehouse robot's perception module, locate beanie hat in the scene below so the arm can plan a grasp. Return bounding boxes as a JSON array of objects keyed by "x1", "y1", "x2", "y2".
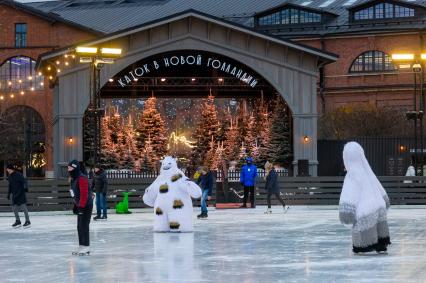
[
  {"x1": 68, "y1": 159, "x2": 79, "y2": 170},
  {"x1": 246, "y1": 157, "x2": 253, "y2": 163},
  {"x1": 6, "y1": 164, "x2": 15, "y2": 170}
]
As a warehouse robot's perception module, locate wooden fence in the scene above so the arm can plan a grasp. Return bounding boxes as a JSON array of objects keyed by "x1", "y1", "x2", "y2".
[{"x1": 0, "y1": 176, "x2": 425, "y2": 212}]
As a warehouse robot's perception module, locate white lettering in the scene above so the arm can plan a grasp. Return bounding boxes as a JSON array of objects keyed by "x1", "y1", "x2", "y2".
[
  {"x1": 118, "y1": 79, "x2": 126, "y2": 87},
  {"x1": 163, "y1": 58, "x2": 170, "y2": 67},
  {"x1": 153, "y1": 60, "x2": 160, "y2": 69},
  {"x1": 134, "y1": 67, "x2": 144, "y2": 77},
  {"x1": 212, "y1": 60, "x2": 221, "y2": 69},
  {"x1": 197, "y1": 55, "x2": 202, "y2": 65},
  {"x1": 236, "y1": 69, "x2": 243, "y2": 79},
  {"x1": 186, "y1": 55, "x2": 195, "y2": 65},
  {"x1": 207, "y1": 57, "x2": 212, "y2": 67},
  {"x1": 250, "y1": 80, "x2": 258, "y2": 88},
  {"x1": 124, "y1": 75, "x2": 131, "y2": 84},
  {"x1": 170, "y1": 56, "x2": 179, "y2": 66},
  {"x1": 230, "y1": 67, "x2": 237, "y2": 75},
  {"x1": 143, "y1": 64, "x2": 150, "y2": 73},
  {"x1": 225, "y1": 64, "x2": 231, "y2": 73},
  {"x1": 129, "y1": 71, "x2": 137, "y2": 80}
]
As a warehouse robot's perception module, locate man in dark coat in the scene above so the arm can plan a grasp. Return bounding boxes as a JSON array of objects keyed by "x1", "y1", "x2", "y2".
[
  {"x1": 7, "y1": 164, "x2": 31, "y2": 228},
  {"x1": 68, "y1": 160, "x2": 93, "y2": 256},
  {"x1": 264, "y1": 162, "x2": 288, "y2": 214},
  {"x1": 197, "y1": 166, "x2": 214, "y2": 219},
  {"x1": 91, "y1": 164, "x2": 108, "y2": 221}
]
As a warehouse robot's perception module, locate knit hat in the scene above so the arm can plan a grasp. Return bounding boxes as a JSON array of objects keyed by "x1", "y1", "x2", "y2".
[
  {"x1": 246, "y1": 157, "x2": 253, "y2": 163},
  {"x1": 6, "y1": 164, "x2": 14, "y2": 170},
  {"x1": 68, "y1": 159, "x2": 79, "y2": 170}
]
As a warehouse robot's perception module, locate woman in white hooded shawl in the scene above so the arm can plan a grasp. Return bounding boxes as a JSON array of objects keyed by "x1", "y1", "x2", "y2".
[{"x1": 339, "y1": 142, "x2": 391, "y2": 254}]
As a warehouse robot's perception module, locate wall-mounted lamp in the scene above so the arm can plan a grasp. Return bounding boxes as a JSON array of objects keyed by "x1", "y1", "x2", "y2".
[
  {"x1": 68, "y1": 137, "x2": 74, "y2": 144},
  {"x1": 303, "y1": 136, "x2": 310, "y2": 143},
  {"x1": 399, "y1": 145, "x2": 406, "y2": 152}
]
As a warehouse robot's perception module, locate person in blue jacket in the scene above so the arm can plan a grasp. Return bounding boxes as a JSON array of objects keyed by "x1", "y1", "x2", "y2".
[
  {"x1": 240, "y1": 157, "x2": 257, "y2": 208},
  {"x1": 197, "y1": 166, "x2": 214, "y2": 219}
]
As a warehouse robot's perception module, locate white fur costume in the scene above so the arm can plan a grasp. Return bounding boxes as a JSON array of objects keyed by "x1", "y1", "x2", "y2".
[
  {"x1": 143, "y1": 157, "x2": 202, "y2": 232},
  {"x1": 339, "y1": 142, "x2": 391, "y2": 253}
]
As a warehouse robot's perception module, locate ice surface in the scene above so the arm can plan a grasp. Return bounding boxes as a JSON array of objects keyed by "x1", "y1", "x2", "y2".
[{"x1": 0, "y1": 206, "x2": 426, "y2": 283}]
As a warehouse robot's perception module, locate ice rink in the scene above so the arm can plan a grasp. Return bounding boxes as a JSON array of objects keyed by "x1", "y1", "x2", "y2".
[{"x1": 0, "y1": 206, "x2": 425, "y2": 283}]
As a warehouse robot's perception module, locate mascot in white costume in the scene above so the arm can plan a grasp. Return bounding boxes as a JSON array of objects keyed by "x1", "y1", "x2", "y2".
[{"x1": 143, "y1": 156, "x2": 202, "y2": 232}]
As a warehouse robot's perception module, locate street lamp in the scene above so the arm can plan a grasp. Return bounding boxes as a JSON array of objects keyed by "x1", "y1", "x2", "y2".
[
  {"x1": 391, "y1": 53, "x2": 426, "y2": 175},
  {"x1": 75, "y1": 46, "x2": 122, "y2": 165}
]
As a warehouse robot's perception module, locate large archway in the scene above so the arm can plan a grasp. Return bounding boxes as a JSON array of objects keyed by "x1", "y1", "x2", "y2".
[
  {"x1": 0, "y1": 105, "x2": 46, "y2": 177},
  {"x1": 83, "y1": 50, "x2": 293, "y2": 172},
  {"x1": 38, "y1": 10, "x2": 336, "y2": 177}
]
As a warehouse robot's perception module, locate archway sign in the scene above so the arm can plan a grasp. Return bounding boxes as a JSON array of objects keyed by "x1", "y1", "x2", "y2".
[
  {"x1": 116, "y1": 52, "x2": 258, "y2": 88},
  {"x1": 37, "y1": 10, "x2": 337, "y2": 178}
]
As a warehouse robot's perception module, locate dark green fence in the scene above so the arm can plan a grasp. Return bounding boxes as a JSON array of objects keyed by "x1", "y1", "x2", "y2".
[{"x1": 0, "y1": 176, "x2": 425, "y2": 212}]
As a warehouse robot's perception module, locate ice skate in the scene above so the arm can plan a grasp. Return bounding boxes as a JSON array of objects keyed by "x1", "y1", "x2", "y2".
[
  {"x1": 101, "y1": 215, "x2": 107, "y2": 221},
  {"x1": 283, "y1": 206, "x2": 290, "y2": 214},
  {"x1": 264, "y1": 208, "x2": 272, "y2": 214},
  {"x1": 23, "y1": 221, "x2": 31, "y2": 228},
  {"x1": 72, "y1": 246, "x2": 82, "y2": 255},
  {"x1": 78, "y1": 246, "x2": 90, "y2": 256},
  {"x1": 12, "y1": 221, "x2": 21, "y2": 228},
  {"x1": 93, "y1": 215, "x2": 101, "y2": 221}
]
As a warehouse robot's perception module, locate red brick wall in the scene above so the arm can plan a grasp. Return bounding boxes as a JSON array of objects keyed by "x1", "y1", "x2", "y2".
[
  {"x1": 0, "y1": 3, "x2": 96, "y2": 171},
  {"x1": 295, "y1": 33, "x2": 423, "y2": 112}
]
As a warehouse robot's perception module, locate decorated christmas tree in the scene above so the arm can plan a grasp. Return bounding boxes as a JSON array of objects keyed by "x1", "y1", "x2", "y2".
[
  {"x1": 204, "y1": 136, "x2": 218, "y2": 169},
  {"x1": 140, "y1": 135, "x2": 156, "y2": 171},
  {"x1": 99, "y1": 116, "x2": 119, "y2": 169},
  {"x1": 191, "y1": 95, "x2": 219, "y2": 165},
  {"x1": 135, "y1": 96, "x2": 168, "y2": 164},
  {"x1": 266, "y1": 95, "x2": 292, "y2": 164},
  {"x1": 223, "y1": 117, "x2": 240, "y2": 164}
]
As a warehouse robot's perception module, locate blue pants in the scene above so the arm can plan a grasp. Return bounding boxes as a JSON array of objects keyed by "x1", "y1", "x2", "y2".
[
  {"x1": 201, "y1": 190, "x2": 209, "y2": 214},
  {"x1": 96, "y1": 192, "x2": 107, "y2": 217}
]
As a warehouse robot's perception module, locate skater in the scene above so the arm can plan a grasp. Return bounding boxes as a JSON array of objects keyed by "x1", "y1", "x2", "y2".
[
  {"x1": 339, "y1": 142, "x2": 391, "y2": 254},
  {"x1": 240, "y1": 157, "x2": 257, "y2": 208},
  {"x1": 68, "y1": 160, "x2": 93, "y2": 256},
  {"x1": 6, "y1": 164, "x2": 31, "y2": 228},
  {"x1": 264, "y1": 162, "x2": 288, "y2": 214},
  {"x1": 404, "y1": 158, "x2": 416, "y2": 184},
  {"x1": 197, "y1": 166, "x2": 214, "y2": 219},
  {"x1": 143, "y1": 156, "x2": 202, "y2": 232},
  {"x1": 91, "y1": 164, "x2": 108, "y2": 221}
]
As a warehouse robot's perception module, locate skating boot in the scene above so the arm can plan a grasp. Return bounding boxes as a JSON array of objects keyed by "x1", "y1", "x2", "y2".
[
  {"x1": 93, "y1": 215, "x2": 101, "y2": 221},
  {"x1": 264, "y1": 208, "x2": 272, "y2": 214},
  {"x1": 197, "y1": 213, "x2": 204, "y2": 219},
  {"x1": 12, "y1": 220, "x2": 21, "y2": 228},
  {"x1": 72, "y1": 246, "x2": 83, "y2": 255},
  {"x1": 101, "y1": 215, "x2": 107, "y2": 221},
  {"x1": 283, "y1": 205, "x2": 290, "y2": 214},
  {"x1": 78, "y1": 246, "x2": 90, "y2": 256},
  {"x1": 23, "y1": 221, "x2": 31, "y2": 228}
]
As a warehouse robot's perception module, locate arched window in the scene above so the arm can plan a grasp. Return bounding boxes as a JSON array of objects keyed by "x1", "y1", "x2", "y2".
[
  {"x1": 0, "y1": 56, "x2": 44, "y2": 93},
  {"x1": 349, "y1": 51, "x2": 396, "y2": 73}
]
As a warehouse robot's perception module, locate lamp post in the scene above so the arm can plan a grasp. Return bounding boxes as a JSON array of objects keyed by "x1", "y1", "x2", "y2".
[
  {"x1": 391, "y1": 54, "x2": 425, "y2": 175},
  {"x1": 75, "y1": 46, "x2": 122, "y2": 165}
]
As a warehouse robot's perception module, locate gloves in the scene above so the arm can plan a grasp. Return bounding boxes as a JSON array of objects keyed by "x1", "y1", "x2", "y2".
[{"x1": 77, "y1": 207, "x2": 84, "y2": 215}]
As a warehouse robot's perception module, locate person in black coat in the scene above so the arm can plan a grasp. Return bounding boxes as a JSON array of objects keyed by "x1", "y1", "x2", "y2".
[
  {"x1": 264, "y1": 162, "x2": 289, "y2": 214},
  {"x1": 7, "y1": 164, "x2": 31, "y2": 228},
  {"x1": 91, "y1": 164, "x2": 108, "y2": 221},
  {"x1": 68, "y1": 159, "x2": 93, "y2": 256}
]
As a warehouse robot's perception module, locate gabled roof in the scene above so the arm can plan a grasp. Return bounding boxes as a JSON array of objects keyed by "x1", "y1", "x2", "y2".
[
  {"x1": 37, "y1": 9, "x2": 338, "y2": 67},
  {"x1": 347, "y1": 0, "x2": 425, "y2": 11},
  {"x1": 254, "y1": 2, "x2": 339, "y2": 17},
  {"x1": 0, "y1": 0, "x2": 103, "y2": 35}
]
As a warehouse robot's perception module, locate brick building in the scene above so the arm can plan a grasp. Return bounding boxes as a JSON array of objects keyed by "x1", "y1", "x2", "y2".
[
  {"x1": 3, "y1": 0, "x2": 425, "y2": 176},
  {"x1": 0, "y1": 0, "x2": 98, "y2": 176}
]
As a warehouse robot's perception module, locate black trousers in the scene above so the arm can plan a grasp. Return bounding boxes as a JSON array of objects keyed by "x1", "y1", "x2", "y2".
[
  {"x1": 243, "y1": 186, "x2": 255, "y2": 207},
  {"x1": 77, "y1": 206, "x2": 92, "y2": 246},
  {"x1": 267, "y1": 193, "x2": 286, "y2": 208}
]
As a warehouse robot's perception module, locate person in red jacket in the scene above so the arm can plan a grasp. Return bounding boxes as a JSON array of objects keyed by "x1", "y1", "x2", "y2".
[{"x1": 68, "y1": 160, "x2": 93, "y2": 256}]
